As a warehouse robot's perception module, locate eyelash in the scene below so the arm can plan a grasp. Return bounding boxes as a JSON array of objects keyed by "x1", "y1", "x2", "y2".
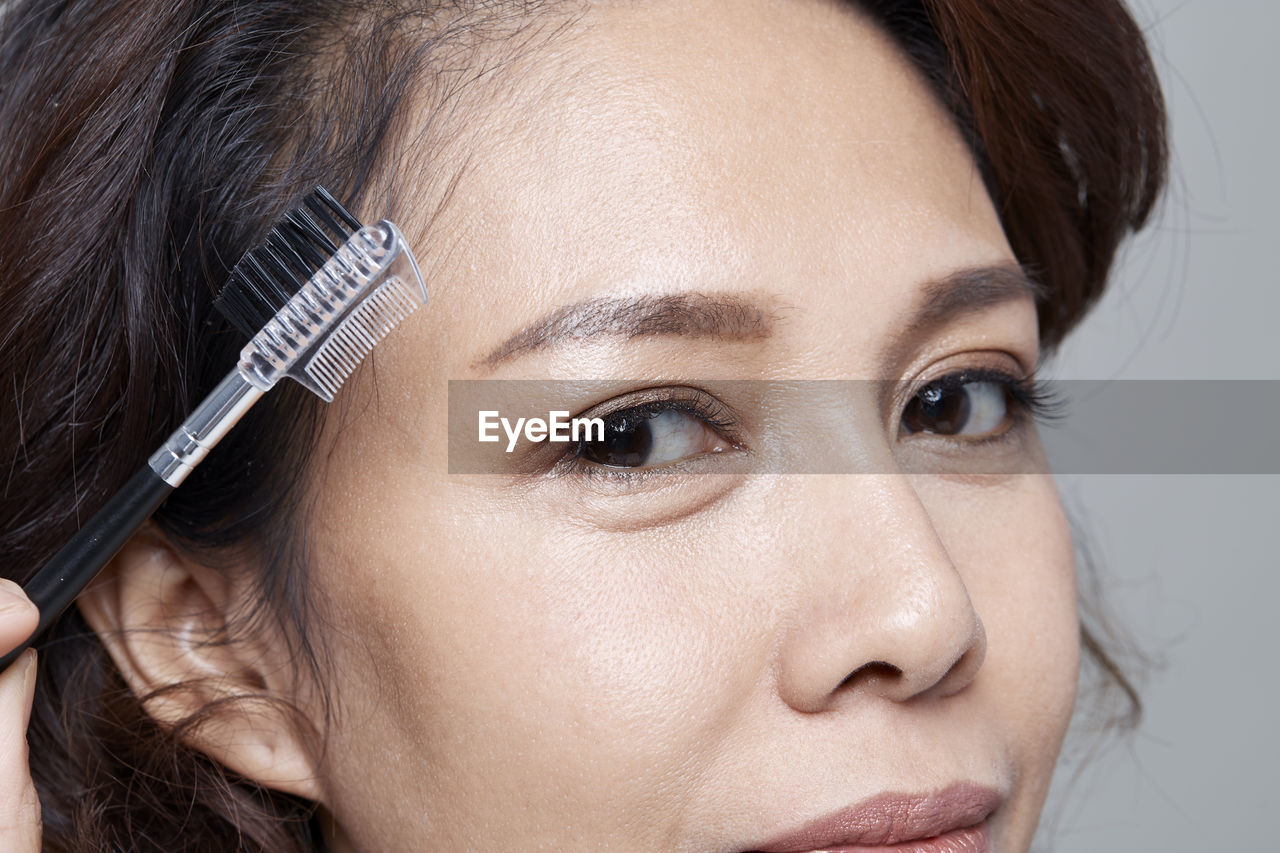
[
  {"x1": 552, "y1": 368, "x2": 1064, "y2": 482},
  {"x1": 902, "y1": 366, "x2": 1065, "y2": 445},
  {"x1": 551, "y1": 388, "x2": 740, "y2": 482}
]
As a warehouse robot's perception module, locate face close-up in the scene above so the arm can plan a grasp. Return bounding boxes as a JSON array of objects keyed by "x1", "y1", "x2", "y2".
[{"x1": 283, "y1": 1, "x2": 1081, "y2": 849}]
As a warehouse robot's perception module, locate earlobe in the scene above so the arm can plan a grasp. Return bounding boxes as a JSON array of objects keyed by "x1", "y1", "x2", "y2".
[{"x1": 76, "y1": 532, "x2": 326, "y2": 803}]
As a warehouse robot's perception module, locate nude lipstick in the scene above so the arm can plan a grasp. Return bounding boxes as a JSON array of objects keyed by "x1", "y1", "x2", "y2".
[{"x1": 746, "y1": 782, "x2": 1001, "y2": 853}]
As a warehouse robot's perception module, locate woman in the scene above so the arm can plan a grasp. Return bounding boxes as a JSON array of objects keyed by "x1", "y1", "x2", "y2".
[{"x1": 0, "y1": 0, "x2": 1166, "y2": 850}]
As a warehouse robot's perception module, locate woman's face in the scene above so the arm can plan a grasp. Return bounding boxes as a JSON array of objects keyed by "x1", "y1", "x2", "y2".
[{"x1": 302, "y1": 1, "x2": 1080, "y2": 850}]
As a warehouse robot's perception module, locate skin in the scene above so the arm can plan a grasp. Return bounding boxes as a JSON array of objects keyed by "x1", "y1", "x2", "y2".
[
  {"x1": 0, "y1": 583, "x2": 38, "y2": 851},
  {"x1": 10, "y1": 1, "x2": 1081, "y2": 850}
]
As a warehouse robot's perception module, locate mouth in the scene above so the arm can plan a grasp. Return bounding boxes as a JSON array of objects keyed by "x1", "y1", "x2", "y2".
[{"x1": 742, "y1": 782, "x2": 1001, "y2": 853}]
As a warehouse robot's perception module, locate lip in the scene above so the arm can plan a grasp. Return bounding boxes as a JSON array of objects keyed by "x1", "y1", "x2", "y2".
[{"x1": 745, "y1": 782, "x2": 1001, "y2": 852}]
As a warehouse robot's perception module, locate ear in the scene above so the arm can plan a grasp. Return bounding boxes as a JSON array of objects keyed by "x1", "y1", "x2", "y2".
[{"x1": 76, "y1": 531, "x2": 326, "y2": 803}]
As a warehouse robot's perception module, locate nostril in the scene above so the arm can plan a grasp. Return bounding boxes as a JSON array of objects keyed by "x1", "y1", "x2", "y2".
[{"x1": 837, "y1": 659, "x2": 903, "y2": 693}]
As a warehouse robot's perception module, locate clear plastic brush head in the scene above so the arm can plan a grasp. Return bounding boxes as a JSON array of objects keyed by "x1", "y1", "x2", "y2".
[{"x1": 238, "y1": 220, "x2": 427, "y2": 401}]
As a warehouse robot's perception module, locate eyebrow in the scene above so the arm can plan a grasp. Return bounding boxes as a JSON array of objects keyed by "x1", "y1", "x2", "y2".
[
  {"x1": 878, "y1": 262, "x2": 1046, "y2": 375},
  {"x1": 476, "y1": 262, "x2": 1044, "y2": 370},
  {"x1": 477, "y1": 291, "x2": 775, "y2": 367}
]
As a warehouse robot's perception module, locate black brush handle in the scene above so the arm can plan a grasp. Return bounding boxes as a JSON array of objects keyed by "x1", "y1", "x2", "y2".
[{"x1": 0, "y1": 465, "x2": 172, "y2": 670}]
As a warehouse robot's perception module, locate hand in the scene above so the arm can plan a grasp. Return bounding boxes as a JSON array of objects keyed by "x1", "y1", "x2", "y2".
[{"x1": 0, "y1": 580, "x2": 40, "y2": 851}]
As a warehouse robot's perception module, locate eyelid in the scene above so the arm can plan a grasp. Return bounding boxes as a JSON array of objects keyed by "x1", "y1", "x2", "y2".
[{"x1": 572, "y1": 385, "x2": 744, "y2": 444}]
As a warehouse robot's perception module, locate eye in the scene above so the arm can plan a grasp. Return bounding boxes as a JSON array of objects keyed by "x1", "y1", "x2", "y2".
[
  {"x1": 577, "y1": 398, "x2": 735, "y2": 469},
  {"x1": 899, "y1": 371, "x2": 1032, "y2": 439}
]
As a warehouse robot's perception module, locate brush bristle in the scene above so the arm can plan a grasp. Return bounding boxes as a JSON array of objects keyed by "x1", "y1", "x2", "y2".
[{"x1": 214, "y1": 186, "x2": 363, "y2": 337}]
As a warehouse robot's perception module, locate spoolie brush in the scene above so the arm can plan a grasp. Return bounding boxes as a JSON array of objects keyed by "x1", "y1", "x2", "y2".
[{"x1": 1, "y1": 187, "x2": 427, "y2": 669}]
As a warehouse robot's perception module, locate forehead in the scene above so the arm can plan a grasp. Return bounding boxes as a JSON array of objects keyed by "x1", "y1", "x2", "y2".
[{"x1": 391, "y1": 0, "x2": 1013, "y2": 371}]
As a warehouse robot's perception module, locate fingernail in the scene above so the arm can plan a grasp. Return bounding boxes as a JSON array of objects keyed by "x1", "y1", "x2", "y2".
[
  {"x1": 0, "y1": 578, "x2": 31, "y2": 614},
  {"x1": 19, "y1": 649, "x2": 36, "y2": 731}
]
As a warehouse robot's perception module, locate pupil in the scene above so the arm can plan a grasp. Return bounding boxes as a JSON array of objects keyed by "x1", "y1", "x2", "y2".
[{"x1": 582, "y1": 412, "x2": 654, "y2": 467}]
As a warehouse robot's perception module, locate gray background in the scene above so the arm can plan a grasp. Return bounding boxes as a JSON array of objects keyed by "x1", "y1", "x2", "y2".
[{"x1": 1036, "y1": 1, "x2": 1278, "y2": 849}]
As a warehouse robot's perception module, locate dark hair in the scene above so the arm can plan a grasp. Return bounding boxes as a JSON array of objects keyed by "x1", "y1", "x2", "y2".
[{"x1": 0, "y1": 0, "x2": 1166, "y2": 849}]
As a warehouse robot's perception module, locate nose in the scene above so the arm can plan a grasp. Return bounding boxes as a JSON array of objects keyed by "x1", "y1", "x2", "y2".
[{"x1": 775, "y1": 474, "x2": 987, "y2": 713}]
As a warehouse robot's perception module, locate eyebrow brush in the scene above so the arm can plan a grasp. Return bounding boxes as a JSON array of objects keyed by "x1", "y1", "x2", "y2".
[{"x1": 0, "y1": 186, "x2": 427, "y2": 669}]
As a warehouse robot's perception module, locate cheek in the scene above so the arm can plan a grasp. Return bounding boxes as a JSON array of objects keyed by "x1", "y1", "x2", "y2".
[
  {"x1": 917, "y1": 474, "x2": 1080, "y2": 777},
  {"x1": 308, "y1": 468, "x2": 770, "y2": 845}
]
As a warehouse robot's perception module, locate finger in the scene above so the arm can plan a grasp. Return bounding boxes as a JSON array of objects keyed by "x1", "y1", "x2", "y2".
[
  {"x1": 0, "y1": 649, "x2": 40, "y2": 851},
  {"x1": 0, "y1": 581, "x2": 38, "y2": 657}
]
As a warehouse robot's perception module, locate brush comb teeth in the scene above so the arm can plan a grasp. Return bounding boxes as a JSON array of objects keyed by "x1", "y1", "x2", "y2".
[
  {"x1": 302, "y1": 274, "x2": 421, "y2": 400},
  {"x1": 213, "y1": 186, "x2": 428, "y2": 402}
]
